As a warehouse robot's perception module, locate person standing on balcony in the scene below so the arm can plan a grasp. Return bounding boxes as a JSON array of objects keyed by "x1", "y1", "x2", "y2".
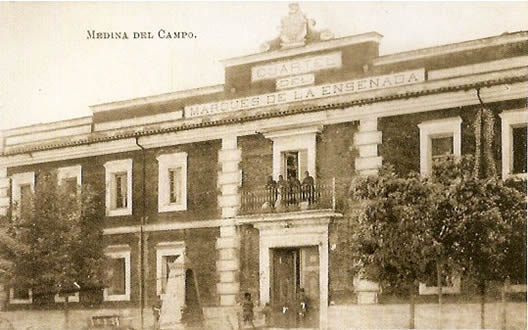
[
  {"x1": 277, "y1": 175, "x2": 288, "y2": 207},
  {"x1": 265, "y1": 176, "x2": 277, "y2": 206},
  {"x1": 301, "y1": 171, "x2": 315, "y2": 204},
  {"x1": 288, "y1": 175, "x2": 301, "y2": 205}
]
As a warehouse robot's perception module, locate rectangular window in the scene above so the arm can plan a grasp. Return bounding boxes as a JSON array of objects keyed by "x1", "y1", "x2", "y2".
[
  {"x1": 500, "y1": 110, "x2": 528, "y2": 179},
  {"x1": 104, "y1": 246, "x2": 131, "y2": 301},
  {"x1": 283, "y1": 151, "x2": 299, "y2": 180},
  {"x1": 13, "y1": 287, "x2": 30, "y2": 300},
  {"x1": 157, "y1": 153, "x2": 187, "y2": 213},
  {"x1": 9, "y1": 287, "x2": 32, "y2": 304},
  {"x1": 19, "y1": 184, "x2": 32, "y2": 215},
  {"x1": 62, "y1": 177, "x2": 78, "y2": 196},
  {"x1": 155, "y1": 242, "x2": 184, "y2": 296},
  {"x1": 11, "y1": 172, "x2": 35, "y2": 218},
  {"x1": 512, "y1": 125, "x2": 527, "y2": 175},
  {"x1": 169, "y1": 168, "x2": 182, "y2": 204},
  {"x1": 108, "y1": 257, "x2": 126, "y2": 295},
  {"x1": 104, "y1": 159, "x2": 133, "y2": 216},
  {"x1": 431, "y1": 136, "x2": 454, "y2": 161},
  {"x1": 418, "y1": 117, "x2": 462, "y2": 176},
  {"x1": 161, "y1": 255, "x2": 180, "y2": 294},
  {"x1": 114, "y1": 173, "x2": 128, "y2": 209}
]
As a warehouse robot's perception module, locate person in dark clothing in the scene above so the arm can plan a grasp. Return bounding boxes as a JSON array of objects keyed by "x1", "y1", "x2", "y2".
[
  {"x1": 276, "y1": 175, "x2": 288, "y2": 206},
  {"x1": 297, "y1": 288, "x2": 308, "y2": 327},
  {"x1": 288, "y1": 175, "x2": 301, "y2": 205},
  {"x1": 152, "y1": 297, "x2": 162, "y2": 330},
  {"x1": 301, "y1": 171, "x2": 315, "y2": 204},
  {"x1": 242, "y1": 292, "x2": 255, "y2": 328},
  {"x1": 265, "y1": 175, "x2": 277, "y2": 206}
]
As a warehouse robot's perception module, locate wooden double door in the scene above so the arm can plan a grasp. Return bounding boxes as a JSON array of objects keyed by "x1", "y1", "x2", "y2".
[{"x1": 270, "y1": 246, "x2": 319, "y2": 328}]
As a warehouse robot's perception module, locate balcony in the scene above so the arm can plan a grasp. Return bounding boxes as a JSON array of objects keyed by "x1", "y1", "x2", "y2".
[{"x1": 240, "y1": 178, "x2": 343, "y2": 215}]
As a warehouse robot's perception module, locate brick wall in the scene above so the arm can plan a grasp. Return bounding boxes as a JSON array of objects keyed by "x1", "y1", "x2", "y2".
[
  {"x1": 377, "y1": 101, "x2": 528, "y2": 176},
  {"x1": 6, "y1": 139, "x2": 221, "y2": 228},
  {"x1": 239, "y1": 134, "x2": 273, "y2": 190},
  {"x1": 145, "y1": 227, "x2": 219, "y2": 307},
  {"x1": 239, "y1": 225, "x2": 260, "y2": 302}
]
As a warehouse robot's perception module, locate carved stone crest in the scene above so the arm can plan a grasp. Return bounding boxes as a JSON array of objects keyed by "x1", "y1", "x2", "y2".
[
  {"x1": 280, "y1": 3, "x2": 308, "y2": 48},
  {"x1": 260, "y1": 3, "x2": 335, "y2": 52}
]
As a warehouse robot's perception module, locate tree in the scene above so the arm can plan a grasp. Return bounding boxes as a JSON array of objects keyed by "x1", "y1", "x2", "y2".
[
  {"x1": 350, "y1": 166, "x2": 451, "y2": 328},
  {"x1": 350, "y1": 155, "x2": 526, "y2": 328},
  {"x1": 5, "y1": 171, "x2": 107, "y2": 328},
  {"x1": 432, "y1": 156, "x2": 526, "y2": 328}
]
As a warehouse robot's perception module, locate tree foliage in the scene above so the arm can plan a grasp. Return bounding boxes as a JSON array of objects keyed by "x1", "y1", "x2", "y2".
[
  {"x1": 350, "y1": 155, "x2": 527, "y2": 294},
  {"x1": 6, "y1": 171, "x2": 107, "y2": 302}
]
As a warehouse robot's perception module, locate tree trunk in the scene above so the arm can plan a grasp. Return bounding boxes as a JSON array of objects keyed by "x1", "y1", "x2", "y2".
[
  {"x1": 480, "y1": 281, "x2": 486, "y2": 329},
  {"x1": 437, "y1": 262, "x2": 443, "y2": 329},
  {"x1": 501, "y1": 278, "x2": 509, "y2": 330},
  {"x1": 409, "y1": 286, "x2": 415, "y2": 329},
  {"x1": 64, "y1": 295, "x2": 70, "y2": 330}
]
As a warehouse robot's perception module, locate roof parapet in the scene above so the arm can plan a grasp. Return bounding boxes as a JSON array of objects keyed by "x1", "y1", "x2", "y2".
[
  {"x1": 221, "y1": 32, "x2": 383, "y2": 68},
  {"x1": 373, "y1": 31, "x2": 528, "y2": 66},
  {"x1": 90, "y1": 84, "x2": 224, "y2": 114}
]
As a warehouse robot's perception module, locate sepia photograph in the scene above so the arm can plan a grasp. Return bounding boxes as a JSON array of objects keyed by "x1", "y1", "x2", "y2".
[{"x1": 0, "y1": 2, "x2": 527, "y2": 329}]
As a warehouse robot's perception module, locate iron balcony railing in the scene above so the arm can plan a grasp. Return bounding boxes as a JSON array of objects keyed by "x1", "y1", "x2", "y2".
[{"x1": 240, "y1": 178, "x2": 338, "y2": 215}]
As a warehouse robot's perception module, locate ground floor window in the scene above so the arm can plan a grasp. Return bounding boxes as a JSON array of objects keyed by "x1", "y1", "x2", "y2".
[
  {"x1": 9, "y1": 287, "x2": 32, "y2": 304},
  {"x1": 103, "y1": 246, "x2": 131, "y2": 301},
  {"x1": 156, "y1": 242, "x2": 185, "y2": 296}
]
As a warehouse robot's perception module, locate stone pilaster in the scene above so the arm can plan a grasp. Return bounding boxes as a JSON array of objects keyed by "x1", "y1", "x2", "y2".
[
  {"x1": 216, "y1": 136, "x2": 241, "y2": 307},
  {"x1": 0, "y1": 167, "x2": 9, "y2": 217},
  {"x1": 354, "y1": 118, "x2": 382, "y2": 176},
  {"x1": 353, "y1": 118, "x2": 382, "y2": 304}
]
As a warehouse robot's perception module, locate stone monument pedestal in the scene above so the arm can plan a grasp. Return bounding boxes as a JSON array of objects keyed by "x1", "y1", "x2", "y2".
[{"x1": 159, "y1": 262, "x2": 185, "y2": 330}]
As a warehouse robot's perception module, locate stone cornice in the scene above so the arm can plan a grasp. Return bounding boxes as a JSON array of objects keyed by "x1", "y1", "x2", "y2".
[{"x1": 1, "y1": 72, "x2": 526, "y2": 167}]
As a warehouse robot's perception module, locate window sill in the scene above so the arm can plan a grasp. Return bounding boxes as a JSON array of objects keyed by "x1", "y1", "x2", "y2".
[
  {"x1": 505, "y1": 173, "x2": 527, "y2": 180},
  {"x1": 419, "y1": 280, "x2": 461, "y2": 295},
  {"x1": 9, "y1": 288, "x2": 32, "y2": 304},
  {"x1": 106, "y1": 208, "x2": 132, "y2": 217},
  {"x1": 158, "y1": 203, "x2": 187, "y2": 213},
  {"x1": 103, "y1": 293, "x2": 130, "y2": 302},
  {"x1": 54, "y1": 292, "x2": 80, "y2": 303},
  {"x1": 9, "y1": 299, "x2": 32, "y2": 305}
]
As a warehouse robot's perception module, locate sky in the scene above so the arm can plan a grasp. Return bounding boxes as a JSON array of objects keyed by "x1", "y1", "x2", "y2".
[{"x1": 1, "y1": 1, "x2": 527, "y2": 131}]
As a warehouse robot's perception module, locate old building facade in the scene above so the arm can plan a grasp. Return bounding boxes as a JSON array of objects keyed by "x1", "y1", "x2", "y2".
[{"x1": 0, "y1": 5, "x2": 526, "y2": 329}]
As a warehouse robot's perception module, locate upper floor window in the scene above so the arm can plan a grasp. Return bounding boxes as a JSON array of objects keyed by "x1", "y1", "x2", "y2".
[
  {"x1": 11, "y1": 172, "x2": 35, "y2": 217},
  {"x1": 418, "y1": 117, "x2": 462, "y2": 176},
  {"x1": 156, "y1": 152, "x2": 187, "y2": 213},
  {"x1": 103, "y1": 245, "x2": 131, "y2": 301},
  {"x1": 103, "y1": 159, "x2": 133, "y2": 216},
  {"x1": 263, "y1": 126, "x2": 320, "y2": 182},
  {"x1": 500, "y1": 110, "x2": 528, "y2": 179},
  {"x1": 57, "y1": 165, "x2": 82, "y2": 196},
  {"x1": 512, "y1": 126, "x2": 527, "y2": 175}
]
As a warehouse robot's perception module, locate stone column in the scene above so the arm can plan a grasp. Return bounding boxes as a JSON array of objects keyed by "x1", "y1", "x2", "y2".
[
  {"x1": 353, "y1": 118, "x2": 382, "y2": 304},
  {"x1": 216, "y1": 136, "x2": 241, "y2": 307}
]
